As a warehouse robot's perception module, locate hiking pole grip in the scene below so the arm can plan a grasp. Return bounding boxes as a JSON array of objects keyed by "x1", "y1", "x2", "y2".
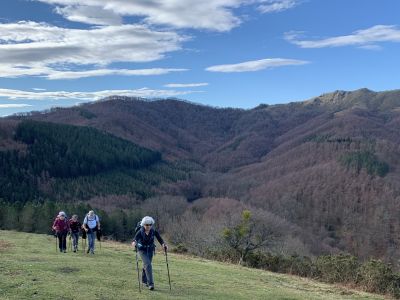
[{"x1": 164, "y1": 247, "x2": 172, "y2": 291}]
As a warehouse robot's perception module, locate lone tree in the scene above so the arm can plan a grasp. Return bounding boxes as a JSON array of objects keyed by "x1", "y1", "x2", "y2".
[{"x1": 222, "y1": 210, "x2": 270, "y2": 265}]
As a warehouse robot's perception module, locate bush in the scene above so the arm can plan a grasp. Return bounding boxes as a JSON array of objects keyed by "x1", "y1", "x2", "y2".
[
  {"x1": 315, "y1": 254, "x2": 360, "y2": 284},
  {"x1": 246, "y1": 252, "x2": 315, "y2": 277},
  {"x1": 359, "y1": 259, "x2": 399, "y2": 296},
  {"x1": 171, "y1": 243, "x2": 188, "y2": 254}
]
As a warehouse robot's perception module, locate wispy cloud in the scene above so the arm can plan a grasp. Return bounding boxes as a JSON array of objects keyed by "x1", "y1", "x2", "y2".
[
  {"x1": 164, "y1": 83, "x2": 209, "y2": 88},
  {"x1": 0, "y1": 21, "x2": 187, "y2": 78},
  {"x1": 0, "y1": 88, "x2": 202, "y2": 101},
  {"x1": 285, "y1": 25, "x2": 400, "y2": 48},
  {"x1": 32, "y1": 88, "x2": 47, "y2": 91},
  {"x1": 0, "y1": 103, "x2": 33, "y2": 108},
  {"x1": 46, "y1": 68, "x2": 188, "y2": 80},
  {"x1": 206, "y1": 58, "x2": 309, "y2": 73},
  {"x1": 257, "y1": 0, "x2": 299, "y2": 14}
]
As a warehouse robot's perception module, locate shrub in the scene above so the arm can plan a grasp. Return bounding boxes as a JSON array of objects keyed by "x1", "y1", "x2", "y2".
[
  {"x1": 171, "y1": 243, "x2": 188, "y2": 254},
  {"x1": 315, "y1": 254, "x2": 360, "y2": 284},
  {"x1": 359, "y1": 259, "x2": 399, "y2": 295}
]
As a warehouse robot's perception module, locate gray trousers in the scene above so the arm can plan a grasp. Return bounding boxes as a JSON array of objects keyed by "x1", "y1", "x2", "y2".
[
  {"x1": 71, "y1": 232, "x2": 79, "y2": 250},
  {"x1": 139, "y1": 249, "x2": 154, "y2": 286}
]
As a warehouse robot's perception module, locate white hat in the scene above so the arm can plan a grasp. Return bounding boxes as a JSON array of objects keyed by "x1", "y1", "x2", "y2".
[
  {"x1": 140, "y1": 216, "x2": 155, "y2": 226},
  {"x1": 59, "y1": 211, "x2": 66, "y2": 217}
]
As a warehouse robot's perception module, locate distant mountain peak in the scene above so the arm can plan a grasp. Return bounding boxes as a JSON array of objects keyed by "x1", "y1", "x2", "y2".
[{"x1": 302, "y1": 88, "x2": 400, "y2": 111}]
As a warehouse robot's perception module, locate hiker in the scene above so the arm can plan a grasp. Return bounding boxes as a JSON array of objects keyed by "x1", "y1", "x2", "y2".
[
  {"x1": 69, "y1": 215, "x2": 81, "y2": 253},
  {"x1": 83, "y1": 210, "x2": 100, "y2": 254},
  {"x1": 52, "y1": 211, "x2": 70, "y2": 253},
  {"x1": 131, "y1": 216, "x2": 168, "y2": 291}
]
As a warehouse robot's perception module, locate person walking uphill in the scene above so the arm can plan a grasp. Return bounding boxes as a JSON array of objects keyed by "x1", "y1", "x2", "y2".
[
  {"x1": 52, "y1": 211, "x2": 70, "y2": 253},
  {"x1": 131, "y1": 216, "x2": 167, "y2": 291},
  {"x1": 83, "y1": 210, "x2": 100, "y2": 254},
  {"x1": 69, "y1": 215, "x2": 81, "y2": 253}
]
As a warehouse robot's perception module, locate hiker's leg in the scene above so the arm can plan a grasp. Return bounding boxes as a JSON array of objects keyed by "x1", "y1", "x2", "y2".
[
  {"x1": 57, "y1": 232, "x2": 63, "y2": 251},
  {"x1": 88, "y1": 232, "x2": 95, "y2": 253},
  {"x1": 141, "y1": 267, "x2": 147, "y2": 284},
  {"x1": 61, "y1": 232, "x2": 67, "y2": 251},
  {"x1": 88, "y1": 232, "x2": 94, "y2": 251},
  {"x1": 139, "y1": 250, "x2": 154, "y2": 286},
  {"x1": 72, "y1": 233, "x2": 78, "y2": 250}
]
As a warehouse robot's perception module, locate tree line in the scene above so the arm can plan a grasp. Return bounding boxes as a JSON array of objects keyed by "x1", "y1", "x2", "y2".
[{"x1": 0, "y1": 201, "x2": 141, "y2": 242}]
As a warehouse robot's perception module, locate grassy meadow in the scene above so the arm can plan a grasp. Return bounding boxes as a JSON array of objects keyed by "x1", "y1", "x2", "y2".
[{"x1": 0, "y1": 230, "x2": 386, "y2": 300}]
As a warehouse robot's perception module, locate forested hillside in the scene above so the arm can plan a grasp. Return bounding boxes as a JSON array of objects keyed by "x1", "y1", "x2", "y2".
[
  {"x1": 2, "y1": 88, "x2": 400, "y2": 266},
  {"x1": 0, "y1": 120, "x2": 185, "y2": 203}
]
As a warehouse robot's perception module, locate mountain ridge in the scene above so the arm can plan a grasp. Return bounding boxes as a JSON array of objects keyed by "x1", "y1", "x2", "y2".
[{"x1": 1, "y1": 88, "x2": 400, "y2": 262}]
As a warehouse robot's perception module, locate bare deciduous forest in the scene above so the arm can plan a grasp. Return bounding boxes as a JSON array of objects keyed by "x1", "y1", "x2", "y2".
[{"x1": 1, "y1": 88, "x2": 400, "y2": 266}]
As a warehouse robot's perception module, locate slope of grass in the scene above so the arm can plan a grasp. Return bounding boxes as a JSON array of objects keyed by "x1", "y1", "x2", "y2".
[{"x1": 0, "y1": 230, "x2": 385, "y2": 300}]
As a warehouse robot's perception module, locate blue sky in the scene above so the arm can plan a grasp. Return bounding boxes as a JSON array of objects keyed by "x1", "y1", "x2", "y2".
[{"x1": 1, "y1": 0, "x2": 400, "y2": 116}]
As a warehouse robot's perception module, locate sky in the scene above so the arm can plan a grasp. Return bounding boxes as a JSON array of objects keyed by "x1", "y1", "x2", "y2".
[{"x1": 0, "y1": 0, "x2": 400, "y2": 116}]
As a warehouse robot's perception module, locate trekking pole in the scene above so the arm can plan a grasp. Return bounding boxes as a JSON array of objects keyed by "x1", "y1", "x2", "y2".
[
  {"x1": 135, "y1": 247, "x2": 141, "y2": 293},
  {"x1": 96, "y1": 230, "x2": 102, "y2": 252},
  {"x1": 164, "y1": 247, "x2": 172, "y2": 291},
  {"x1": 68, "y1": 234, "x2": 72, "y2": 252},
  {"x1": 54, "y1": 234, "x2": 57, "y2": 253}
]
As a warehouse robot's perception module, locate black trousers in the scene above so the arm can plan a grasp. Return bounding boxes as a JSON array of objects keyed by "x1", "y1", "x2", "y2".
[{"x1": 57, "y1": 231, "x2": 67, "y2": 251}]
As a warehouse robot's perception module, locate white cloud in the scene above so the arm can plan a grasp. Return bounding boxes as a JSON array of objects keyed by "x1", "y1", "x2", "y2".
[
  {"x1": 0, "y1": 21, "x2": 187, "y2": 78},
  {"x1": 36, "y1": 0, "x2": 301, "y2": 31},
  {"x1": 257, "y1": 0, "x2": 299, "y2": 13},
  {"x1": 36, "y1": 0, "x2": 245, "y2": 31},
  {"x1": 206, "y1": 58, "x2": 309, "y2": 72},
  {"x1": 54, "y1": 5, "x2": 122, "y2": 25},
  {"x1": 0, "y1": 104, "x2": 33, "y2": 108},
  {"x1": 285, "y1": 25, "x2": 400, "y2": 48},
  {"x1": 32, "y1": 88, "x2": 47, "y2": 91},
  {"x1": 164, "y1": 83, "x2": 208, "y2": 88},
  {"x1": 0, "y1": 88, "x2": 202, "y2": 101}
]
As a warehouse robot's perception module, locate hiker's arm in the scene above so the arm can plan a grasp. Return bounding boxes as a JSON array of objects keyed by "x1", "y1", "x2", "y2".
[
  {"x1": 155, "y1": 231, "x2": 167, "y2": 250},
  {"x1": 131, "y1": 231, "x2": 141, "y2": 248},
  {"x1": 52, "y1": 219, "x2": 58, "y2": 231},
  {"x1": 82, "y1": 217, "x2": 88, "y2": 231}
]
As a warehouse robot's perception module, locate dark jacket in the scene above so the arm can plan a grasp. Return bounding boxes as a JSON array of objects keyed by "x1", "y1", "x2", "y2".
[
  {"x1": 134, "y1": 228, "x2": 164, "y2": 251},
  {"x1": 69, "y1": 220, "x2": 81, "y2": 233}
]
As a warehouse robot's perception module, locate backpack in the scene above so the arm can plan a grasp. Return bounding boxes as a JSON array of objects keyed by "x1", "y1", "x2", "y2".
[
  {"x1": 134, "y1": 221, "x2": 142, "y2": 234},
  {"x1": 84, "y1": 214, "x2": 99, "y2": 231}
]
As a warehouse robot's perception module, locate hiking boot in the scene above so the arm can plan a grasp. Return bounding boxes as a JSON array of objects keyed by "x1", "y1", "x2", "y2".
[
  {"x1": 73, "y1": 249, "x2": 76, "y2": 253},
  {"x1": 87, "y1": 249, "x2": 90, "y2": 254},
  {"x1": 149, "y1": 286, "x2": 154, "y2": 291},
  {"x1": 63, "y1": 250, "x2": 66, "y2": 253}
]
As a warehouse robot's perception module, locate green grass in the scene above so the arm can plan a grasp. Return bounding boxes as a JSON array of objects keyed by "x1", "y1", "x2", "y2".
[{"x1": 0, "y1": 230, "x2": 385, "y2": 300}]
